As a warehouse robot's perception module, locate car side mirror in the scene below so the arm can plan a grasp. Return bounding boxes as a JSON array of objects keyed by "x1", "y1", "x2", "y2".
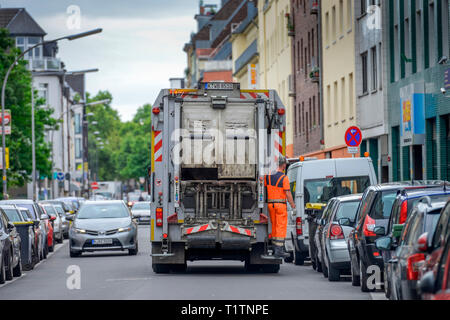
[
  {"x1": 50, "y1": 215, "x2": 56, "y2": 221},
  {"x1": 40, "y1": 214, "x2": 49, "y2": 220},
  {"x1": 339, "y1": 218, "x2": 351, "y2": 227},
  {"x1": 416, "y1": 232, "x2": 429, "y2": 253},
  {"x1": 375, "y1": 236, "x2": 392, "y2": 251},
  {"x1": 374, "y1": 226, "x2": 386, "y2": 236},
  {"x1": 418, "y1": 271, "x2": 436, "y2": 295}
]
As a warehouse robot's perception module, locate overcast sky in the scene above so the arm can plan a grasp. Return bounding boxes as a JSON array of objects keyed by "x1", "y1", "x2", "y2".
[{"x1": 1, "y1": 0, "x2": 221, "y2": 121}]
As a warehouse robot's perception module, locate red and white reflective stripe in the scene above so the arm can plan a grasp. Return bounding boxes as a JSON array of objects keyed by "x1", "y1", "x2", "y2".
[
  {"x1": 273, "y1": 130, "x2": 283, "y2": 162},
  {"x1": 224, "y1": 224, "x2": 254, "y2": 237},
  {"x1": 184, "y1": 223, "x2": 212, "y2": 235},
  {"x1": 154, "y1": 131, "x2": 163, "y2": 162},
  {"x1": 239, "y1": 92, "x2": 270, "y2": 99}
]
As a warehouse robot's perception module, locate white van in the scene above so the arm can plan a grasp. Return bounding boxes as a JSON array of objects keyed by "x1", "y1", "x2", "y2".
[{"x1": 285, "y1": 157, "x2": 378, "y2": 265}]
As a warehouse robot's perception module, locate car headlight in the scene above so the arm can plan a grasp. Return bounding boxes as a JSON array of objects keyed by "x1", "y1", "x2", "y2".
[
  {"x1": 74, "y1": 228, "x2": 86, "y2": 234},
  {"x1": 118, "y1": 226, "x2": 132, "y2": 233}
]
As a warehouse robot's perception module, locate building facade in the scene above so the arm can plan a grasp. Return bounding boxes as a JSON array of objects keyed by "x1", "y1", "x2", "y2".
[
  {"x1": 290, "y1": 0, "x2": 322, "y2": 157},
  {"x1": 258, "y1": 0, "x2": 294, "y2": 157},
  {"x1": 385, "y1": 0, "x2": 450, "y2": 182},
  {"x1": 355, "y1": 0, "x2": 389, "y2": 182}
]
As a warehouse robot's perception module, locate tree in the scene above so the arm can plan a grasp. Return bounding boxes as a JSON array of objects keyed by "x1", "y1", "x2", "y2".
[{"x1": 0, "y1": 28, "x2": 58, "y2": 191}]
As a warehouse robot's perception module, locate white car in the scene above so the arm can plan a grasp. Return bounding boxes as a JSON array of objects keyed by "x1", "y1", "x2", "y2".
[{"x1": 131, "y1": 202, "x2": 151, "y2": 224}]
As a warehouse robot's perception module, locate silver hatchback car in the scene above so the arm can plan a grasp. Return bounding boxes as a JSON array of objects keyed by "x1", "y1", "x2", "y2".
[{"x1": 68, "y1": 201, "x2": 138, "y2": 257}]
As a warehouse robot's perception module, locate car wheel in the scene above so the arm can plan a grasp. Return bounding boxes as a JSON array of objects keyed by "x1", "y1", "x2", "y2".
[
  {"x1": 384, "y1": 267, "x2": 391, "y2": 299},
  {"x1": 315, "y1": 251, "x2": 323, "y2": 272},
  {"x1": 13, "y1": 255, "x2": 22, "y2": 277},
  {"x1": 321, "y1": 252, "x2": 329, "y2": 278},
  {"x1": 0, "y1": 254, "x2": 5, "y2": 284},
  {"x1": 128, "y1": 241, "x2": 138, "y2": 256},
  {"x1": 5, "y1": 251, "x2": 13, "y2": 281},
  {"x1": 360, "y1": 260, "x2": 374, "y2": 292},
  {"x1": 48, "y1": 244, "x2": 54, "y2": 253},
  {"x1": 69, "y1": 248, "x2": 82, "y2": 258},
  {"x1": 328, "y1": 263, "x2": 340, "y2": 282},
  {"x1": 284, "y1": 252, "x2": 294, "y2": 263},
  {"x1": 350, "y1": 258, "x2": 360, "y2": 286},
  {"x1": 293, "y1": 248, "x2": 305, "y2": 266}
]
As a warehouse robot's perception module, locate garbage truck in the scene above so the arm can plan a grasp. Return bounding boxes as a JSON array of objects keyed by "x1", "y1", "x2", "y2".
[{"x1": 149, "y1": 82, "x2": 287, "y2": 273}]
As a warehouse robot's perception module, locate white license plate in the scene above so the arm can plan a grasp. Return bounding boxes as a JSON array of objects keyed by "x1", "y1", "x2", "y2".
[
  {"x1": 92, "y1": 239, "x2": 113, "y2": 245},
  {"x1": 140, "y1": 217, "x2": 150, "y2": 221}
]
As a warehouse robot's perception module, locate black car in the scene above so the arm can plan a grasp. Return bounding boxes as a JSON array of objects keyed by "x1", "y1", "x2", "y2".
[
  {"x1": 382, "y1": 189, "x2": 450, "y2": 298},
  {"x1": 376, "y1": 200, "x2": 446, "y2": 300},
  {"x1": 0, "y1": 208, "x2": 22, "y2": 284},
  {"x1": 347, "y1": 181, "x2": 446, "y2": 292}
]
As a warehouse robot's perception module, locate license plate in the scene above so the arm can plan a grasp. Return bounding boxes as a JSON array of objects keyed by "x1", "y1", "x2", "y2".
[
  {"x1": 92, "y1": 239, "x2": 113, "y2": 245},
  {"x1": 140, "y1": 217, "x2": 150, "y2": 221}
]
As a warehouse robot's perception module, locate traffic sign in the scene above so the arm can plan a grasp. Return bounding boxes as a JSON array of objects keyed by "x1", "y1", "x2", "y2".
[
  {"x1": 57, "y1": 172, "x2": 65, "y2": 181},
  {"x1": 91, "y1": 181, "x2": 99, "y2": 190},
  {"x1": 0, "y1": 110, "x2": 11, "y2": 135},
  {"x1": 345, "y1": 126, "x2": 362, "y2": 147}
]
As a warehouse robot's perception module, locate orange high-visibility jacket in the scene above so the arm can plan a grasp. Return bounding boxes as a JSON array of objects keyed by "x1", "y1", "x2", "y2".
[{"x1": 265, "y1": 170, "x2": 290, "y2": 202}]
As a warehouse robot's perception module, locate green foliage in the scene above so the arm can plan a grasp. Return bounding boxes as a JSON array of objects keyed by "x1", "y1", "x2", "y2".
[
  {"x1": 0, "y1": 28, "x2": 57, "y2": 188},
  {"x1": 86, "y1": 91, "x2": 151, "y2": 182}
]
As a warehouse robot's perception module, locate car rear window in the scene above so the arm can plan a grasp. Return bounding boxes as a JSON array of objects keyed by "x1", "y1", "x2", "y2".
[
  {"x1": 334, "y1": 201, "x2": 360, "y2": 222},
  {"x1": 425, "y1": 209, "x2": 444, "y2": 235},
  {"x1": 408, "y1": 194, "x2": 450, "y2": 215},
  {"x1": 369, "y1": 191, "x2": 397, "y2": 219},
  {"x1": 3, "y1": 209, "x2": 23, "y2": 222},
  {"x1": 132, "y1": 203, "x2": 150, "y2": 210},
  {"x1": 20, "y1": 204, "x2": 37, "y2": 219}
]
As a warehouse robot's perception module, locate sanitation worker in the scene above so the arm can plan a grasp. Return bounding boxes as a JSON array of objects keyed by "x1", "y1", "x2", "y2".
[{"x1": 265, "y1": 156, "x2": 296, "y2": 258}]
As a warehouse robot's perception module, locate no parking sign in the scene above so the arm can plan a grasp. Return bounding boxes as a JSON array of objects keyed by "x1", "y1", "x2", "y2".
[{"x1": 345, "y1": 126, "x2": 362, "y2": 154}]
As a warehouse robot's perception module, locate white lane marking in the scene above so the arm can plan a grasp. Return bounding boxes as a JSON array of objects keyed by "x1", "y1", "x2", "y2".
[
  {"x1": 0, "y1": 240, "x2": 68, "y2": 289},
  {"x1": 370, "y1": 292, "x2": 387, "y2": 300},
  {"x1": 0, "y1": 273, "x2": 27, "y2": 289}
]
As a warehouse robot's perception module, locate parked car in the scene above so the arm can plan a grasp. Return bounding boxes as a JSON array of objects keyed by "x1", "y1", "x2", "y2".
[
  {"x1": 418, "y1": 230, "x2": 450, "y2": 300},
  {"x1": 37, "y1": 204, "x2": 54, "y2": 253},
  {"x1": 286, "y1": 157, "x2": 377, "y2": 265},
  {"x1": 377, "y1": 200, "x2": 446, "y2": 299},
  {"x1": 131, "y1": 202, "x2": 151, "y2": 224},
  {"x1": 347, "y1": 181, "x2": 445, "y2": 292},
  {"x1": 0, "y1": 208, "x2": 22, "y2": 283},
  {"x1": 382, "y1": 189, "x2": 450, "y2": 298},
  {"x1": 40, "y1": 203, "x2": 63, "y2": 244},
  {"x1": 51, "y1": 203, "x2": 70, "y2": 239},
  {"x1": 418, "y1": 199, "x2": 450, "y2": 286},
  {"x1": 1, "y1": 205, "x2": 36, "y2": 271},
  {"x1": 318, "y1": 194, "x2": 362, "y2": 281},
  {"x1": 67, "y1": 200, "x2": 138, "y2": 257},
  {"x1": 17, "y1": 207, "x2": 40, "y2": 267},
  {"x1": 0, "y1": 200, "x2": 48, "y2": 260},
  {"x1": 55, "y1": 197, "x2": 81, "y2": 212}
]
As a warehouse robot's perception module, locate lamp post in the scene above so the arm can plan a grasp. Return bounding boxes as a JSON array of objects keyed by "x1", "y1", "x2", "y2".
[{"x1": 1, "y1": 28, "x2": 102, "y2": 199}]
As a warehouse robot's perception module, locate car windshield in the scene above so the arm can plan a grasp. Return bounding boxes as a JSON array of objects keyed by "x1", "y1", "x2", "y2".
[
  {"x1": 20, "y1": 204, "x2": 37, "y2": 219},
  {"x1": 132, "y1": 203, "x2": 150, "y2": 210},
  {"x1": 304, "y1": 176, "x2": 370, "y2": 204},
  {"x1": 3, "y1": 209, "x2": 22, "y2": 222},
  {"x1": 77, "y1": 203, "x2": 129, "y2": 219},
  {"x1": 334, "y1": 201, "x2": 360, "y2": 222},
  {"x1": 43, "y1": 205, "x2": 57, "y2": 215}
]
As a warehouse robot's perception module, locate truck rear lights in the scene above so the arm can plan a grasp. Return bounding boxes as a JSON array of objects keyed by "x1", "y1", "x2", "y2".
[
  {"x1": 399, "y1": 200, "x2": 408, "y2": 224},
  {"x1": 329, "y1": 224, "x2": 344, "y2": 240},
  {"x1": 152, "y1": 107, "x2": 161, "y2": 115},
  {"x1": 156, "y1": 208, "x2": 163, "y2": 227},
  {"x1": 406, "y1": 253, "x2": 425, "y2": 280},
  {"x1": 363, "y1": 215, "x2": 377, "y2": 237},
  {"x1": 163, "y1": 233, "x2": 168, "y2": 239},
  {"x1": 296, "y1": 217, "x2": 303, "y2": 235},
  {"x1": 277, "y1": 108, "x2": 285, "y2": 116}
]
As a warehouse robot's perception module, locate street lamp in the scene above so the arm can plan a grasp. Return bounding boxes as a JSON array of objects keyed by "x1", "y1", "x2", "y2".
[{"x1": 1, "y1": 28, "x2": 102, "y2": 199}]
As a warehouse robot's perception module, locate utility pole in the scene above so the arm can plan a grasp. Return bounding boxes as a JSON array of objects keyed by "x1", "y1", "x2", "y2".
[{"x1": 31, "y1": 85, "x2": 36, "y2": 200}]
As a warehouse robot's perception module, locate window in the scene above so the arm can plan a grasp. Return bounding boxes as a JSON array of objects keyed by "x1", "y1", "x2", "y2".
[
  {"x1": 334, "y1": 201, "x2": 360, "y2": 222},
  {"x1": 75, "y1": 138, "x2": 82, "y2": 159},
  {"x1": 37, "y1": 83, "x2": 48, "y2": 102},
  {"x1": 416, "y1": 5, "x2": 423, "y2": 72},
  {"x1": 347, "y1": 0, "x2": 352, "y2": 30},
  {"x1": 371, "y1": 46, "x2": 377, "y2": 90},
  {"x1": 405, "y1": 17, "x2": 411, "y2": 76},
  {"x1": 339, "y1": 0, "x2": 344, "y2": 36},
  {"x1": 294, "y1": 104, "x2": 298, "y2": 134},
  {"x1": 428, "y1": 2, "x2": 436, "y2": 67},
  {"x1": 361, "y1": 0, "x2": 367, "y2": 15},
  {"x1": 313, "y1": 95, "x2": 316, "y2": 126},
  {"x1": 326, "y1": 12, "x2": 330, "y2": 45},
  {"x1": 334, "y1": 81, "x2": 338, "y2": 121},
  {"x1": 361, "y1": 51, "x2": 368, "y2": 94},
  {"x1": 341, "y1": 77, "x2": 346, "y2": 119},
  {"x1": 432, "y1": 204, "x2": 450, "y2": 250},
  {"x1": 349, "y1": 73, "x2": 354, "y2": 117},
  {"x1": 332, "y1": 6, "x2": 336, "y2": 41},
  {"x1": 326, "y1": 85, "x2": 331, "y2": 125},
  {"x1": 15, "y1": 36, "x2": 43, "y2": 59},
  {"x1": 443, "y1": 0, "x2": 450, "y2": 60},
  {"x1": 75, "y1": 113, "x2": 82, "y2": 134},
  {"x1": 369, "y1": 191, "x2": 397, "y2": 220}
]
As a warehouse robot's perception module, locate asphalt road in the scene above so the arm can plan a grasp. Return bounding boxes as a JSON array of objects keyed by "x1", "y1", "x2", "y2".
[{"x1": 0, "y1": 225, "x2": 385, "y2": 300}]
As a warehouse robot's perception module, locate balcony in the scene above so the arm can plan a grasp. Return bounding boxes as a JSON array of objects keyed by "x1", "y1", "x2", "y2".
[
  {"x1": 234, "y1": 40, "x2": 258, "y2": 75},
  {"x1": 26, "y1": 57, "x2": 62, "y2": 72},
  {"x1": 310, "y1": 0, "x2": 319, "y2": 14},
  {"x1": 309, "y1": 67, "x2": 320, "y2": 83}
]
